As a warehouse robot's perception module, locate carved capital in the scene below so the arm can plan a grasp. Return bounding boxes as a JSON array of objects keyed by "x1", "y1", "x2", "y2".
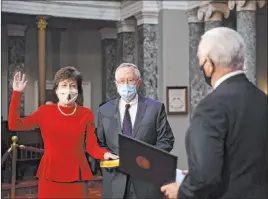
[
  {"x1": 186, "y1": 7, "x2": 203, "y2": 23},
  {"x1": 37, "y1": 16, "x2": 48, "y2": 30},
  {"x1": 228, "y1": 0, "x2": 265, "y2": 11},
  {"x1": 99, "y1": 28, "x2": 117, "y2": 39},
  {"x1": 116, "y1": 19, "x2": 136, "y2": 33},
  {"x1": 135, "y1": 11, "x2": 158, "y2": 26},
  {"x1": 197, "y1": 3, "x2": 230, "y2": 22},
  {"x1": 7, "y1": 24, "x2": 27, "y2": 36}
]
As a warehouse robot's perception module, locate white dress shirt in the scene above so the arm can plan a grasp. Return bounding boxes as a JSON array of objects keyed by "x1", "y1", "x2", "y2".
[
  {"x1": 214, "y1": 70, "x2": 245, "y2": 89},
  {"x1": 119, "y1": 94, "x2": 138, "y2": 127}
]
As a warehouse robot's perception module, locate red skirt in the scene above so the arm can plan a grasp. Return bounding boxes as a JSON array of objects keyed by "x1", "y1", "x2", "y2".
[{"x1": 38, "y1": 178, "x2": 88, "y2": 198}]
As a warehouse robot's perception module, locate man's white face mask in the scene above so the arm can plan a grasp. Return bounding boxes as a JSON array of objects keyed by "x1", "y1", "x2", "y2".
[{"x1": 57, "y1": 88, "x2": 78, "y2": 105}]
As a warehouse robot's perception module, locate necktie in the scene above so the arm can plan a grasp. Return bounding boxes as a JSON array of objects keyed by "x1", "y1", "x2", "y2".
[{"x1": 123, "y1": 104, "x2": 132, "y2": 136}]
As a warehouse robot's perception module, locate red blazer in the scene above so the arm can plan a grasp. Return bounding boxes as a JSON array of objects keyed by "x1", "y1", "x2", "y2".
[{"x1": 9, "y1": 91, "x2": 107, "y2": 182}]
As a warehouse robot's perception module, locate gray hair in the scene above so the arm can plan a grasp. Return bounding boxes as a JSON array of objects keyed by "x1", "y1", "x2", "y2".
[
  {"x1": 198, "y1": 27, "x2": 245, "y2": 68},
  {"x1": 115, "y1": 63, "x2": 141, "y2": 80}
]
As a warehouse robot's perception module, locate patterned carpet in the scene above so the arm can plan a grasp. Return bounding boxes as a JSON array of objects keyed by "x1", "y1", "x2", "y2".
[{"x1": 1, "y1": 177, "x2": 102, "y2": 198}]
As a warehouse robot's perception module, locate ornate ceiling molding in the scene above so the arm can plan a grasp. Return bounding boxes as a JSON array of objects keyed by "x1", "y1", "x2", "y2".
[
  {"x1": 116, "y1": 19, "x2": 136, "y2": 33},
  {"x1": 186, "y1": 1, "x2": 212, "y2": 10},
  {"x1": 159, "y1": 1, "x2": 189, "y2": 10},
  {"x1": 2, "y1": 0, "x2": 219, "y2": 25},
  {"x1": 7, "y1": 24, "x2": 27, "y2": 36},
  {"x1": 228, "y1": 0, "x2": 266, "y2": 11},
  {"x1": 2, "y1": 1, "x2": 121, "y2": 21},
  {"x1": 186, "y1": 8, "x2": 203, "y2": 23},
  {"x1": 121, "y1": 1, "x2": 159, "y2": 25},
  {"x1": 120, "y1": 1, "x2": 210, "y2": 21},
  {"x1": 197, "y1": 2, "x2": 230, "y2": 22},
  {"x1": 99, "y1": 28, "x2": 117, "y2": 39}
]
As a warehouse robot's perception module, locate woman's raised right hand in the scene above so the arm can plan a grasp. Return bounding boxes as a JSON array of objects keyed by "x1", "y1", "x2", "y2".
[{"x1": 13, "y1": 72, "x2": 27, "y2": 92}]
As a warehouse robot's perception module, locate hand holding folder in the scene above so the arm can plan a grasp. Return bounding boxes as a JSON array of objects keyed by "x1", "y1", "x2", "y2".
[{"x1": 161, "y1": 169, "x2": 188, "y2": 199}]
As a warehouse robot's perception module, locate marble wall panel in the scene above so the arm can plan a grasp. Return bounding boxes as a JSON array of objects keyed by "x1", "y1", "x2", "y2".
[
  {"x1": 137, "y1": 24, "x2": 158, "y2": 100},
  {"x1": 8, "y1": 36, "x2": 25, "y2": 115},
  {"x1": 237, "y1": 11, "x2": 256, "y2": 84},
  {"x1": 205, "y1": 21, "x2": 223, "y2": 31},
  {"x1": 224, "y1": 10, "x2": 237, "y2": 30},
  {"x1": 189, "y1": 22, "x2": 207, "y2": 115},
  {"x1": 116, "y1": 32, "x2": 136, "y2": 65},
  {"x1": 102, "y1": 39, "x2": 118, "y2": 101}
]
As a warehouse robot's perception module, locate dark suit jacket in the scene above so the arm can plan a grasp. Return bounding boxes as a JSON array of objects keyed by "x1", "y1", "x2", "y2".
[
  {"x1": 97, "y1": 95, "x2": 175, "y2": 199},
  {"x1": 179, "y1": 74, "x2": 268, "y2": 199}
]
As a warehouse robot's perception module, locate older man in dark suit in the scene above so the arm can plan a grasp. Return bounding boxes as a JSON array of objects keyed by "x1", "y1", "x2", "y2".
[
  {"x1": 97, "y1": 63, "x2": 175, "y2": 199},
  {"x1": 161, "y1": 27, "x2": 268, "y2": 199}
]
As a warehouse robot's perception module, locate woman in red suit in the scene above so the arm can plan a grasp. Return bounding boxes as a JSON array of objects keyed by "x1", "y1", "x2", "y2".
[{"x1": 9, "y1": 66, "x2": 118, "y2": 198}]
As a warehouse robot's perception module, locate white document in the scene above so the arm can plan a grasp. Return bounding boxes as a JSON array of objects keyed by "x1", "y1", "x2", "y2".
[{"x1": 176, "y1": 169, "x2": 186, "y2": 183}]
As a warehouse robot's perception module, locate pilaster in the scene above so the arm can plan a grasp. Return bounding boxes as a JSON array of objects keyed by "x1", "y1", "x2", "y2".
[
  {"x1": 7, "y1": 24, "x2": 27, "y2": 115},
  {"x1": 100, "y1": 28, "x2": 118, "y2": 100}
]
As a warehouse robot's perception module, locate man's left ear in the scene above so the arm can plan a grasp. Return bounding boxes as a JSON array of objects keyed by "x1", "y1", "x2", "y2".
[
  {"x1": 206, "y1": 58, "x2": 215, "y2": 77},
  {"x1": 114, "y1": 80, "x2": 118, "y2": 86}
]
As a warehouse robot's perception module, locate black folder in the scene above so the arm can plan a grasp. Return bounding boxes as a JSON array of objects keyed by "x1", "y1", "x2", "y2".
[{"x1": 119, "y1": 134, "x2": 177, "y2": 187}]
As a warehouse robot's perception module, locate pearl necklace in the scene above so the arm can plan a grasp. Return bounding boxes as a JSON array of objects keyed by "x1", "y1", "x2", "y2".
[{"x1": 57, "y1": 103, "x2": 77, "y2": 116}]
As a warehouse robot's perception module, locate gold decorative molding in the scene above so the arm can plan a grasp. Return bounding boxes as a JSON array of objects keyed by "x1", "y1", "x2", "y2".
[
  {"x1": 37, "y1": 16, "x2": 48, "y2": 30},
  {"x1": 228, "y1": 0, "x2": 266, "y2": 11},
  {"x1": 197, "y1": 2, "x2": 230, "y2": 22},
  {"x1": 37, "y1": 16, "x2": 48, "y2": 105}
]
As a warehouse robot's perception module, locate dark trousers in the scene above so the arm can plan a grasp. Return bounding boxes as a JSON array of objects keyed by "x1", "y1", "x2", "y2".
[{"x1": 124, "y1": 176, "x2": 137, "y2": 199}]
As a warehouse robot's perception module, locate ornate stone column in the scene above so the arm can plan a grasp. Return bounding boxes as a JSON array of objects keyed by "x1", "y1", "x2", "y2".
[
  {"x1": 2, "y1": 25, "x2": 9, "y2": 120},
  {"x1": 198, "y1": 2, "x2": 230, "y2": 31},
  {"x1": 7, "y1": 24, "x2": 27, "y2": 116},
  {"x1": 135, "y1": 12, "x2": 159, "y2": 99},
  {"x1": 224, "y1": 10, "x2": 237, "y2": 30},
  {"x1": 228, "y1": 0, "x2": 266, "y2": 84},
  {"x1": 37, "y1": 16, "x2": 48, "y2": 106},
  {"x1": 100, "y1": 28, "x2": 118, "y2": 101},
  {"x1": 116, "y1": 19, "x2": 136, "y2": 65},
  {"x1": 186, "y1": 8, "x2": 205, "y2": 116}
]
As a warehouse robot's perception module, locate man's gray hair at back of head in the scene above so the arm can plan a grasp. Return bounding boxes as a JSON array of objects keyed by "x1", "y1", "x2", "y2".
[
  {"x1": 115, "y1": 63, "x2": 141, "y2": 80},
  {"x1": 199, "y1": 27, "x2": 245, "y2": 68}
]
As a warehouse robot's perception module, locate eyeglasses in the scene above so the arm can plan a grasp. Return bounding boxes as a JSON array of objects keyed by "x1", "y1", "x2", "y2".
[{"x1": 116, "y1": 79, "x2": 139, "y2": 85}]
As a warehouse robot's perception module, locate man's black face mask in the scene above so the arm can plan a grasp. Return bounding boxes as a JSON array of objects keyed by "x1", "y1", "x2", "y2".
[{"x1": 200, "y1": 59, "x2": 214, "y2": 87}]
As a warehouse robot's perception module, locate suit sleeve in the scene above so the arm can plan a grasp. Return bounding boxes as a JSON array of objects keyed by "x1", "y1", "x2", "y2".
[
  {"x1": 86, "y1": 110, "x2": 108, "y2": 160},
  {"x1": 96, "y1": 109, "x2": 107, "y2": 149},
  {"x1": 155, "y1": 103, "x2": 175, "y2": 152},
  {"x1": 8, "y1": 91, "x2": 41, "y2": 131},
  {"x1": 178, "y1": 101, "x2": 227, "y2": 199}
]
